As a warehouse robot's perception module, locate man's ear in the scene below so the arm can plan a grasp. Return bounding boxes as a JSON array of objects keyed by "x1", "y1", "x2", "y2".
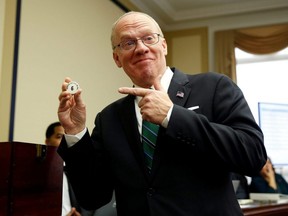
[
  {"x1": 162, "y1": 39, "x2": 168, "y2": 55},
  {"x1": 113, "y1": 52, "x2": 122, "y2": 68}
]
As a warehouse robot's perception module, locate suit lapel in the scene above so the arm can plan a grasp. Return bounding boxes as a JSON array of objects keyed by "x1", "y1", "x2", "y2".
[
  {"x1": 168, "y1": 68, "x2": 192, "y2": 106},
  {"x1": 151, "y1": 69, "x2": 192, "y2": 179}
]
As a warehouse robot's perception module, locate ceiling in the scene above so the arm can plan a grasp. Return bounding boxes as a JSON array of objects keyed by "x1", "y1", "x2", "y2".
[{"x1": 119, "y1": 0, "x2": 288, "y2": 30}]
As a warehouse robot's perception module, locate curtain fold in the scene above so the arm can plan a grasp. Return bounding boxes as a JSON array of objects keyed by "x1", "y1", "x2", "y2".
[
  {"x1": 214, "y1": 23, "x2": 288, "y2": 82},
  {"x1": 214, "y1": 30, "x2": 236, "y2": 82},
  {"x1": 235, "y1": 24, "x2": 288, "y2": 54}
]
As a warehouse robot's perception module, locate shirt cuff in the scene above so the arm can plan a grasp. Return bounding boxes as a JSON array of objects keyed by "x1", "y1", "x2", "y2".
[
  {"x1": 161, "y1": 105, "x2": 173, "y2": 128},
  {"x1": 64, "y1": 128, "x2": 87, "y2": 147}
]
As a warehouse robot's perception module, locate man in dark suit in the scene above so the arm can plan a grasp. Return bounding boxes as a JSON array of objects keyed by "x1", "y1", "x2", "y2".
[{"x1": 57, "y1": 11, "x2": 267, "y2": 216}]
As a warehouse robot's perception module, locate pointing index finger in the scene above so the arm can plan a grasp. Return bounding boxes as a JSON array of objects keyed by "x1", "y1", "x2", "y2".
[{"x1": 118, "y1": 87, "x2": 152, "y2": 97}]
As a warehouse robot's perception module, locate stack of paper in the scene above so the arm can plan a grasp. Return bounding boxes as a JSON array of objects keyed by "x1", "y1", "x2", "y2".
[{"x1": 250, "y1": 193, "x2": 288, "y2": 201}]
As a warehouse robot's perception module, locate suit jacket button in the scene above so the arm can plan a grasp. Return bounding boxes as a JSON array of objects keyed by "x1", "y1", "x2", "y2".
[
  {"x1": 191, "y1": 139, "x2": 197, "y2": 146},
  {"x1": 147, "y1": 188, "x2": 155, "y2": 196}
]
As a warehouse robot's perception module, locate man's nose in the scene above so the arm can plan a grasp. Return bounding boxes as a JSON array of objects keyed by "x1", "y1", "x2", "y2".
[{"x1": 134, "y1": 39, "x2": 149, "y2": 51}]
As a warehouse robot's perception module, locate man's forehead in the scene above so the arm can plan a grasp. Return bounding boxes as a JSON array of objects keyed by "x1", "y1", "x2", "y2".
[
  {"x1": 116, "y1": 22, "x2": 157, "y2": 39},
  {"x1": 112, "y1": 13, "x2": 161, "y2": 43},
  {"x1": 116, "y1": 14, "x2": 155, "y2": 30},
  {"x1": 118, "y1": 28, "x2": 154, "y2": 38},
  {"x1": 54, "y1": 126, "x2": 64, "y2": 133}
]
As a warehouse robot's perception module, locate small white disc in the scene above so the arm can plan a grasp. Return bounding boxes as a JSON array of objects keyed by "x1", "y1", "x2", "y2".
[{"x1": 67, "y1": 81, "x2": 80, "y2": 94}]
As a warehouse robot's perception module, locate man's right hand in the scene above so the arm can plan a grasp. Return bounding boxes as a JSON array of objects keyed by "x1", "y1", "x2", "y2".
[{"x1": 58, "y1": 77, "x2": 86, "y2": 135}]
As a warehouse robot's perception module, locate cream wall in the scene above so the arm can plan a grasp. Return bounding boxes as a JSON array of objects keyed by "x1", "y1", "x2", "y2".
[
  {"x1": 0, "y1": 0, "x2": 6, "y2": 140},
  {"x1": 9, "y1": 0, "x2": 130, "y2": 144},
  {"x1": 0, "y1": 0, "x2": 4, "y2": 72},
  {"x1": 171, "y1": 35, "x2": 202, "y2": 73},
  {"x1": 165, "y1": 28, "x2": 208, "y2": 74},
  {"x1": 0, "y1": 0, "x2": 17, "y2": 142}
]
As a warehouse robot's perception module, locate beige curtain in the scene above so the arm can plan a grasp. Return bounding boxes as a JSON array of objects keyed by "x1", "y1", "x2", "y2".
[
  {"x1": 214, "y1": 30, "x2": 236, "y2": 81},
  {"x1": 214, "y1": 23, "x2": 288, "y2": 82}
]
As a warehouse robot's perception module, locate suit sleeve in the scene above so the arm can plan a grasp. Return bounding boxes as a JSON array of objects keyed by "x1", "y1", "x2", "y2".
[{"x1": 58, "y1": 126, "x2": 113, "y2": 210}]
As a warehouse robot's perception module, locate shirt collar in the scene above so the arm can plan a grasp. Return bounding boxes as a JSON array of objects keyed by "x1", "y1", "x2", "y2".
[{"x1": 135, "y1": 67, "x2": 173, "y2": 103}]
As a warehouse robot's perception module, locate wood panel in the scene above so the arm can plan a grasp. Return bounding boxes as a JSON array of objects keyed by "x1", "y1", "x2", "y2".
[
  {"x1": 242, "y1": 202, "x2": 288, "y2": 216},
  {"x1": 0, "y1": 142, "x2": 63, "y2": 216},
  {"x1": 0, "y1": 142, "x2": 11, "y2": 215}
]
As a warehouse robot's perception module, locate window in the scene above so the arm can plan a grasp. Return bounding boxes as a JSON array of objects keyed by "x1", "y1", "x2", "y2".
[{"x1": 235, "y1": 47, "x2": 288, "y2": 165}]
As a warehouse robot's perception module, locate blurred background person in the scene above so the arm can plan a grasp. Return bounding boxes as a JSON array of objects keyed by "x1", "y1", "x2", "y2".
[
  {"x1": 45, "y1": 122, "x2": 82, "y2": 216},
  {"x1": 250, "y1": 157, "x2": 288, "y2": 194},
  {"x1": 45, "y1": 121, "x2": 65, "y2": 147},
  {"x1": 46, "y1": 122, "x2": 112, "y2": 215}
]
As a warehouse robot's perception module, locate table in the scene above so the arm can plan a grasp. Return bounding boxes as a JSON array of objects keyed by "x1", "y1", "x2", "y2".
[{"x1": 242, "y1": 200, "x2": 288, "y2": 216}]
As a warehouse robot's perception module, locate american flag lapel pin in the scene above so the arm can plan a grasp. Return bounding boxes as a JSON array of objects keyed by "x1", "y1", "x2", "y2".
[{"x1": 176, "y1": 91, "x2": 184, "y2": 98}]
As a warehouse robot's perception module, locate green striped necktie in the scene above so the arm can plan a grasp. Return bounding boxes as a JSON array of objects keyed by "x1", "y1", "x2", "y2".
[{"x1": 142, "y1": 120, "x2": 159, "y2": 172}]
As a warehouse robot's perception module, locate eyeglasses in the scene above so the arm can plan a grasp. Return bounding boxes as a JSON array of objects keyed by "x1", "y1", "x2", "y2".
[{"x1": 113, "y1": 33, "x2": 162, "y2": 51}]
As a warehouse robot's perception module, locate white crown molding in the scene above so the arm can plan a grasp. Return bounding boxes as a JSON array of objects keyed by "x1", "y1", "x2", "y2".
[
  {"x1": 131, "y1": 0, "x2": 288, "y2": 23},
  {"x1": 153, "y1": 0, "x2": 288, "y2": 21}
]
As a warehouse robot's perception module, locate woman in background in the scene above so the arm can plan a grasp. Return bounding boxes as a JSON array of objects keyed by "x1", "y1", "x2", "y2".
[{"x1": 250, "y1": 157, "x2": 288, "y2": 194}]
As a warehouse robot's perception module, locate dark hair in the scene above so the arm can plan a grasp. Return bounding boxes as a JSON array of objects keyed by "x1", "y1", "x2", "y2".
[{"x1": 45, "y1": 122, "x2": 61, "y2": 139}]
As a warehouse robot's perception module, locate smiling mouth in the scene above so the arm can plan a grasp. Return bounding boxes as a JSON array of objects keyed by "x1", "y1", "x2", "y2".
[{"x1": 134, "y1": 58, "x2": 153, "y2": 64}]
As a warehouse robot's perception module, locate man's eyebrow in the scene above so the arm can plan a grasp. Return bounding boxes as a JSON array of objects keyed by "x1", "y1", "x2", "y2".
[
  {"x1": 120, "y1": 36, "x2": 134, "y2": 40},
  {"x1": 119, "y1": 31, "x2": 153, "y2": 40}
]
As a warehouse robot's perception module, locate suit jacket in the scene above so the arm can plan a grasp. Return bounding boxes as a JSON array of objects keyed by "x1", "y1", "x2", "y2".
[{"x1": 58, "y1": 68, "x2": 267, "y2": 216}]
